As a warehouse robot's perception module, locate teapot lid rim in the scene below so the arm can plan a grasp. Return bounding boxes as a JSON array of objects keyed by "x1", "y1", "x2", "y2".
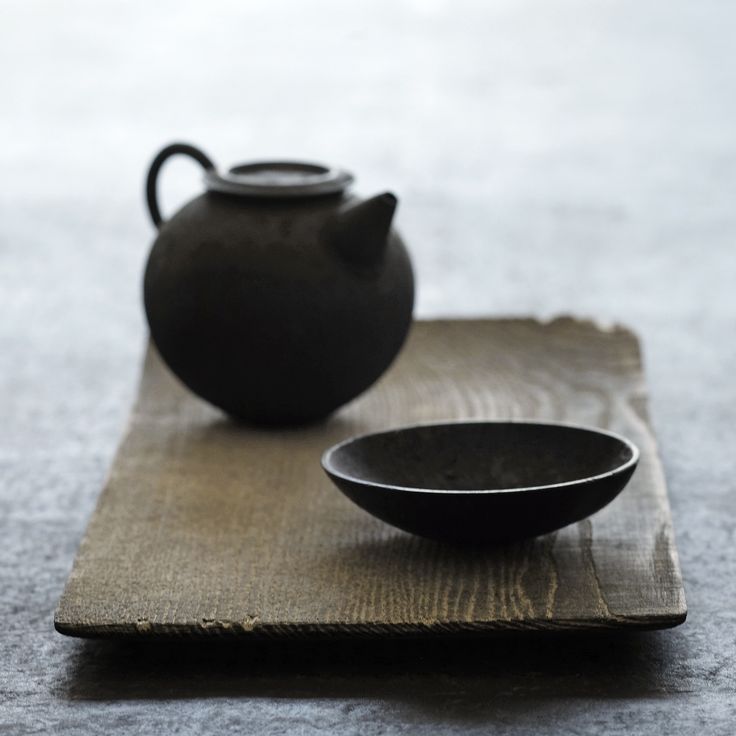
[{"x1": 204, "y1": 160, "x2": 354, "y2": 198}]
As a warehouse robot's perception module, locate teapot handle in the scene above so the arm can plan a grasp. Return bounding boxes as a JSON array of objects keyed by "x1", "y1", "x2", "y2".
[{"x1": 145, "y1": 143, "x2": 216, "y2": 229}]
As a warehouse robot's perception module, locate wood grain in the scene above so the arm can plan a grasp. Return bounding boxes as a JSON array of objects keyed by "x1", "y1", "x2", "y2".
[{"x1": 55, "y1": 318, "x2": 686, "y2": 638}]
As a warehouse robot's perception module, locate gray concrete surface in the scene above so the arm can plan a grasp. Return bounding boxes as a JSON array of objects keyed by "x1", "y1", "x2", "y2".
[{"x1": 1, "y1": 0, "x2": 734, "y2": 733}]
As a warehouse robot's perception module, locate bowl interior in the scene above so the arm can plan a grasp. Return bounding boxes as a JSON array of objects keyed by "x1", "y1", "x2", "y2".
[{"x1": 326, "y1": 422, "x2": 636, "y2": 491}]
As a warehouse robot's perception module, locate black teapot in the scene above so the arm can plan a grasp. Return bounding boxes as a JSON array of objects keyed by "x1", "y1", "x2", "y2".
[{"x1": 143, "y1": 143, "x2": 414, "y2": 425}]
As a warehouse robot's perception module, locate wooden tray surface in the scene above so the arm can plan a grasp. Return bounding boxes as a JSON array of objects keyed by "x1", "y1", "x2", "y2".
[{"x1": 55, "y1": 318, "x2": 686, "y2": 638}]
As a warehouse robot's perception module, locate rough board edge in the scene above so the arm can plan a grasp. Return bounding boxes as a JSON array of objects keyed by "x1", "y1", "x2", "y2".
[{"x1": 55, "y1": 611, "x2": 687, "y2": 640}]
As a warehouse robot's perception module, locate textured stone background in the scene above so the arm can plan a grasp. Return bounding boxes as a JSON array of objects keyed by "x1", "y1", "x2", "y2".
[{"x1": 1, "y1": 0, "x2": 734, "y2": 733}]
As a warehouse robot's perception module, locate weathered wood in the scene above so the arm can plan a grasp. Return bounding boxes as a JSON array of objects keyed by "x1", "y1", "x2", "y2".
[{"x1": 55, "y1": 318, "x2": 686, "y2": 638}]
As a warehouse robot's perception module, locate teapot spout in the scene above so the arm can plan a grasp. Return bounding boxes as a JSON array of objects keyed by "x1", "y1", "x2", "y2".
[{"x1": 330, "y1": 192, "x2": 397, "y2": 267}]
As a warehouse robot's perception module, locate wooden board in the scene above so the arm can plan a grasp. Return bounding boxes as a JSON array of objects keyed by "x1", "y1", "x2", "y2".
[{"x1": 55, "y1": 318, "x2": 686, "y2": 638}]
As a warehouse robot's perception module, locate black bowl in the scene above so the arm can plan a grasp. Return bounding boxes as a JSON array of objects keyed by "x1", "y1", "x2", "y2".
[{"x1": 321, "y1": 421, "x2": 639, "y2": 544}]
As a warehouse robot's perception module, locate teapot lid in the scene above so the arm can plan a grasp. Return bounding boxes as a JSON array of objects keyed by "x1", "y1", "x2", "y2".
[{"x1": 204, "y1": 161, "x2": 354, "y2": 198}]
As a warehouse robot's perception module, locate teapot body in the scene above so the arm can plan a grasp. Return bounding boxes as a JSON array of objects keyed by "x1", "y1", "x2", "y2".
[{"x1": 143, "y1": 145, "x2": 414, "y2": 425}]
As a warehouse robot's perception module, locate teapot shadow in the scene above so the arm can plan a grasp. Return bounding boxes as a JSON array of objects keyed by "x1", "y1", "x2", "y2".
[{"x1": 193, "y1": 409, "x2": 367, "y2": 442}]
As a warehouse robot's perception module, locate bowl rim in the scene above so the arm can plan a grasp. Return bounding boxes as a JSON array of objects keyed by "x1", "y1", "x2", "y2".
[{"x1": 321, "y1": 419, "x2": 640, "y2": 495}]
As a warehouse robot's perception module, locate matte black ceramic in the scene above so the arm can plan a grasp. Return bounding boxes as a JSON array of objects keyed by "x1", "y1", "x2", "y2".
[
  {"x1": 143, "y1": 142, "x2": 414, "y2": 426},
  {"x1": 322, "y1": 421, "x2": 639, "y2": 544}
]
